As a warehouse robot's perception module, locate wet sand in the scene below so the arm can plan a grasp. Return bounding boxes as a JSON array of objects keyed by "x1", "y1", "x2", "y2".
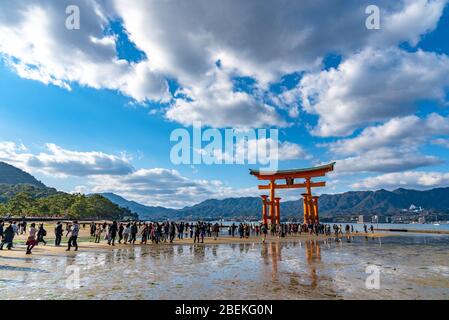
[{"x1": 1, "y1": 234, "x2": 448, "y2": 299}]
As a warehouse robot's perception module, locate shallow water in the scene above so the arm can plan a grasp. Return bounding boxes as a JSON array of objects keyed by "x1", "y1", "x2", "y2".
[{"x1": 1, "y1": 235, "x2": 448, "y2": 299}]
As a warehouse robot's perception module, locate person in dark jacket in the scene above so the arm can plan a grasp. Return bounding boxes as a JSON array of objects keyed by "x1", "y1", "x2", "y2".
[
  {"x1": 118, "y1": 223, "x2": 124, "y2": 244},
  {"x1": 0, "y1": 223, "x2": 15, "y2": 250},
  {"x1": 54, "y1": 222, "x2": 63, "y2": 246},
  {"x1": 108, "y1": 221, "x2": 118, "y2": 246},
  {"x1": 37, "y1": 223, "x2": 47, "y2": 245},
  {"x1": 90, "y1": 222, "x2": 96, "y2": 237},
  {"x1": 169, "y1": 222, "x2": 176, "y2": 243},
  {"x1": 130, "y1": 222, "x2": 138, "y2": 244}
]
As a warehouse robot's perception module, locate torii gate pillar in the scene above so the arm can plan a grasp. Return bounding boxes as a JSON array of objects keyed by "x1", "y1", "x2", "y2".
[
  {"x1": 312, "y1": 196, "x2": 320, "y2": 224},
  {"x1": 261, "y1": 195, "x2": 268, "y2": 225},
  {"x1": 274, "y1": 197, "x2": 281, "y2": 225}
]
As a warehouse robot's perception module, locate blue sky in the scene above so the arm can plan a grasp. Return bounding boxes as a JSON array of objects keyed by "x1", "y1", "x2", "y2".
[{"x1": 1, "y1": 0, "x2": 449, "y2": 208}]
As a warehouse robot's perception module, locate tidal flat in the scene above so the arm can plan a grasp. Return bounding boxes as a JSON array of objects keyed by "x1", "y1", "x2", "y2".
[{"x1": 1, "y1": 234, "x2": 448, "y2": 299}]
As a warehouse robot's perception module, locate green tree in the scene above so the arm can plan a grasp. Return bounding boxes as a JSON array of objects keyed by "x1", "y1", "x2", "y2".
[
  {"x1": 7, "y1": 192, "x2": 35, "y2": 216},
  {"x1": 0, "y1": 203, "x2": 8, "y2": 216},
  {"x1": 1, "y1": 190, "x2": 137, "y2": 220}
]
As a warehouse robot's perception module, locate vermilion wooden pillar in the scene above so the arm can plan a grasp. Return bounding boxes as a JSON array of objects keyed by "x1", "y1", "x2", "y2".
[
  {"x1": 312, "y1": 196, "x2": 319, "y2": 224},
  {"x1": 269, "y1": 180, "x2": 275, "y2": 226},
  {"x1": 261, "y1": 195, "x2": 268, "y2": 225},
  {"x1": 274, "y1": 197, "x2": 281, "y2": 225},
  {"x1": 305, "y1": 177, "x2": 313, "y2": 224},
  {"x1": 302, "y1": 193, "x2": 310, "y2": 224}
]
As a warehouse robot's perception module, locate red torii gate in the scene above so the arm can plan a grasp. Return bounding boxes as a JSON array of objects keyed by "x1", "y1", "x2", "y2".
[{"x1": 249, "y1": 163, "x2": 335, "y2": 225}]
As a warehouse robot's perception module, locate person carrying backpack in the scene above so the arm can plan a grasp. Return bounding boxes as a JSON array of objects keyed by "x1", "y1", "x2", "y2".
[{"x1": 37, "y1": 223, "x2": 47, "y2": 245}]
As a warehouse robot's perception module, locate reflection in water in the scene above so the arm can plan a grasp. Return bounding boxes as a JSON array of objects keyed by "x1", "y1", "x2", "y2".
[
  {"x1": 211, "y1": 244, "x2": 218, "y2": 257},
  {"x1": 270, "y1": 242, "x2": 281, "y2": 281},
  {"x1": 305, "y1": 240, "x2": 321, "y2": 289},
  {"x1": 1, "y1": 235, "x2": 449, "y2": 299},
  {"x1": 260, "y1": 240, "x2": 322, "y2": 288},
  {"x1": 193, "y1": 245, "x2": 205, "y2": 261}
]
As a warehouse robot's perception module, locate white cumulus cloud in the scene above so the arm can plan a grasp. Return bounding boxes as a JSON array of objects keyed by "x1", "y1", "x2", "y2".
[
  {"x1": 290, "y1": 48, "x2": 449, "y2": 137},
  {"x1": 352, "y1": 171, "x2": 449, "y2": 190},
  {"x1": 0, "y1": 141, "x2": 134, "y2": 177},
  {"x1": 1, "y1": 0, "x2": 447, "y2": 128}
]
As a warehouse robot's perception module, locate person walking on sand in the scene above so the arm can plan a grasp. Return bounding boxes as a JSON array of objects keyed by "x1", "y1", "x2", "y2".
[
  {"x1": 108, "y1": 221, "x2": 118, "y2": 246},
  {"x1": 169, "y1": 222, "x2": 176, "y2": 243},
  {"x1": 104, "y1": 224, "x2": 110, "y2": 242},
  {"x1": 130, "y1": 222, "x2": 138, "y2": 244},
  {"x1": 11, "y1": 222, "x2": 18, "y2": 248},
  {"x1": 261, "y1": 223, "x2": 268, "y2": 243},
  {"x1": 0, "y1": 222, "x2": 15, "y2": 250},
  {"x1": 54, "y1": 221, "x2": 63, "y2": 246},
  {"x1": 94, "y1": 224, "x2": 102, "y2": 243},
  {"x1": 155, "y1": 223, "x2": 162, "y2": 244},
  {"x1": 37, "y1": 223, "x2": 47, "y2": 245},
  {"x1": 141, "y1": 223, "x2": 149, "y2": 244},
  {"x1": 238, "y1": 223, "x2": 243, "y2": 238},
  {"x1": 193, "y1": 223, "x2": 200, "y2": 244},
  {"x1": 18, "y1": 221, "x2": 23, "y2": 235},
  {"x1": 21, "y1": 220, "x2": 27, "y2": 235},
  {"x1": 25, "y1": 223, "x2": 38, "y2": 254},
  {"x1": 200, "y1": 222, "x2": 206, "y2": 243},
  {"x1": 66, "y1": 220, "x2": 79, "y2": 251},
  {"x1": 118, "y1": 223, "x2": 124, "y2": 244},
  {"x1": 184, "y1": 222, "x2": 189, "y2": 238},
  {"x1": 162, "y1": 222, "x2": 167, "y2": 242},
  {"x1": 176, "y1": 222, "x2": 181, "y2": 240},
  {"x1": 65, "y1": 223, "x2": 71, "y2": 237},
  {"x1": 123, "y1": 223, "x2": 130, "y2": 244},
  {"x1": 213, "y1": 223, "x2": 219, "y2": 240},
  {"x1": 90, "y1": 222, "x2": 96, "y2": 237}
]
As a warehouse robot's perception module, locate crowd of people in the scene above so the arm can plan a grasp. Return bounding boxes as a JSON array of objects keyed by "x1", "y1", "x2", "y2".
[
  {"x1": 89, "y1": 221, "x2": 224, "y2": 245},
  {"x1": 0, "y1": 219, "x2": 375, "y2": 254},
  {"x1": 0, "y1": 220, "x2": 80, "y2": 254}
]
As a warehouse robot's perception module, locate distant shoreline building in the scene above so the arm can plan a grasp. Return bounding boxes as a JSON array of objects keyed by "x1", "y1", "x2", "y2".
[{"x1": 358, "y1": 215, "x2": 370, "y2": 223}]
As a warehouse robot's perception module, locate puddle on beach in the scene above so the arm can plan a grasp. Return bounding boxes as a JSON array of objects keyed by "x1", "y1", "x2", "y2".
[{"x1": 1, "y1": 235, "x2": 449, "y2": 299}]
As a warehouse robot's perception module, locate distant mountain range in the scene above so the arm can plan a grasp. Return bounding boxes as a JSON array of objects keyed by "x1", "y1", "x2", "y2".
[
  {"x1": 99, "y1": 187, "x2": 449, "y2": 220},
  {"x1": 98, "y1": 193, "x2": 177, "y2": 218},
  {"x1": 2, "y1": 160, "x2": 449, "y2": 220}
]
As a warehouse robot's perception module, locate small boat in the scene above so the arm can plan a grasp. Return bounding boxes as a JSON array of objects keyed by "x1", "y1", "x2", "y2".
[{"x1": 433, "y1": 223, "x2": 440, "y2": 226}]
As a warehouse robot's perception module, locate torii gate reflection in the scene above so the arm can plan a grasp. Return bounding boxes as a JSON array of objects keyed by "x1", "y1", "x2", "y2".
[
  {"x1": 261, "y1": 240, "x2": 322, "y2": 288},
  {"x1": 250, "y1": 163, "x2": 335, "y2": 225}
]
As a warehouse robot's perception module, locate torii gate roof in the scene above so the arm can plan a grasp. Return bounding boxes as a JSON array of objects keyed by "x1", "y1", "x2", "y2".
[{"x1": 249, "y1": 162, "x2": 335, "y2": 180}]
